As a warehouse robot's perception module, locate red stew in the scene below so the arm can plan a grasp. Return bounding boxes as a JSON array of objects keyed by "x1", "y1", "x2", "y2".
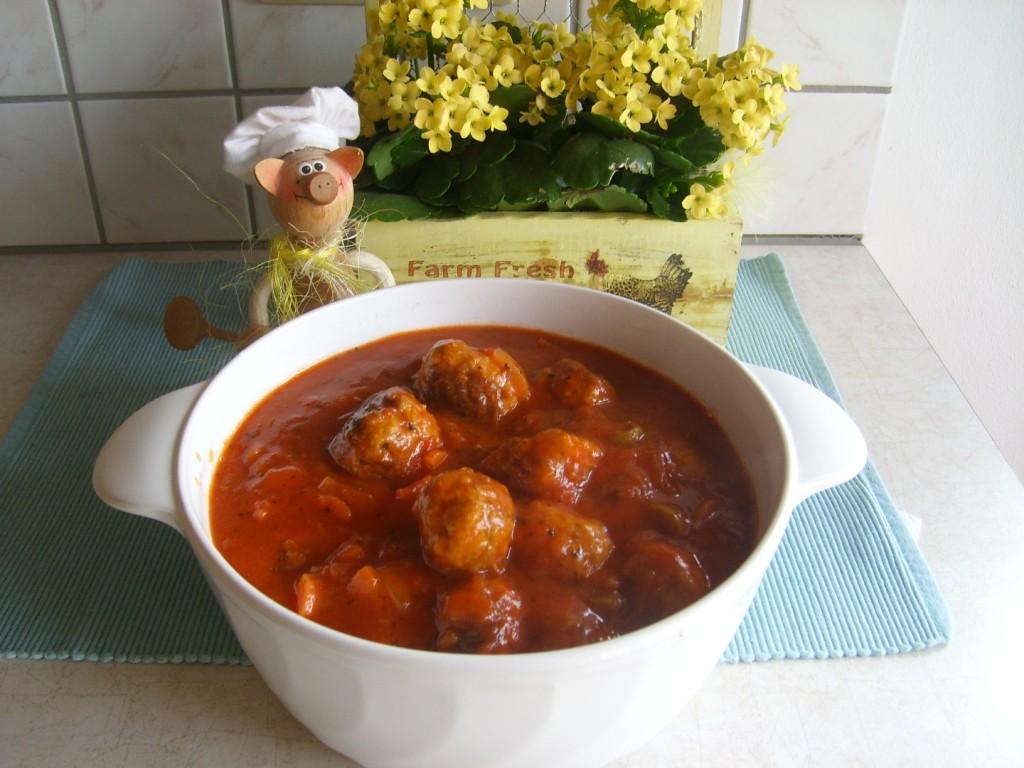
[{"x1": 211, "y1": 326, "x2": 757, "y2": 653}]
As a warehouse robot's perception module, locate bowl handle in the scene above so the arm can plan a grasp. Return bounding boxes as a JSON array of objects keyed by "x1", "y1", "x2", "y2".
[
  {"x1": 746, "y1": 365, "x2": 868, "y2": 504},
  {"x1": 92, "y1": 381, "x2": 206, "y2": 532}
]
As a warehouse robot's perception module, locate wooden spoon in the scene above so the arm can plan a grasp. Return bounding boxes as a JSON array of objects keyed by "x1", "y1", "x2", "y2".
[{"x1": 163, "y1": 295, "x2": 247, "y2": 350}]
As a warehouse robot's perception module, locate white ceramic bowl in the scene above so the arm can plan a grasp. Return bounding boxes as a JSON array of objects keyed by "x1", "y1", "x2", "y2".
[{"x1": 94, "y1": 279, "x2": 866, "y2": 768}]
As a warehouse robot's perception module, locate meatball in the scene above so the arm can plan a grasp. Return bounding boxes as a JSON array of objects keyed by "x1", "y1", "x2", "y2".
[
  {"x1": 414, "y1": 339, "x2": 529, "y2": 423},
  {"x1": 622, "y1": 532, "x2": 711, "y2": 623},
  {"x1": 536, "y1": 358, "x2": 614, "y2": 407},
  {"x1": 414, "y1": 468, "x2": 516, "y2": 573},
  {"x1": 514, "y1": 501, "x2": 612, "y2": 581},
  {"x1": 329, "y1": 387, "x2": 442, "y2": 481},
  {"x1": 484, "y1": 428, "x2": 603, "y2": 503},
  {"x1": 436, "y1": 574, "x2": 524, "y2": 653},
  {"x1": 521, "y1": 582, "x2": 614, "y2": 651}
]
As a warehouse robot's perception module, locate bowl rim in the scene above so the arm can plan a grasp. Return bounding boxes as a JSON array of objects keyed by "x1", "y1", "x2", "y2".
[{"x1": 175, "y1": 278, "x2": 798, "y2": 668}]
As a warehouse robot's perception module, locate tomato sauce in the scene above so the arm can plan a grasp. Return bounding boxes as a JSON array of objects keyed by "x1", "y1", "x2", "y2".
[{"x1": 210, "y1": 326, "x2": 757, "y2": 653}]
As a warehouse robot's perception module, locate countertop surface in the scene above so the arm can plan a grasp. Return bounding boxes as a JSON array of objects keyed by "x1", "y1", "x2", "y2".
[{"x1": 1, "y1": 243, "x2": 1022, "y2": 767}]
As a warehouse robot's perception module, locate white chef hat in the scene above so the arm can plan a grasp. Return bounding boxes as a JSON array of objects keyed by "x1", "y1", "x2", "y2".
[{"x1": 223, "y1": 86, "x2": 361, "y2": 183}]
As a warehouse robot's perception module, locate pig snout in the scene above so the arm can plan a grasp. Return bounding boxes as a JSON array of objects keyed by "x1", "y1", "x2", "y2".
[{"x1": 305, "y1": 172, "x2": 338, "y2": 205}]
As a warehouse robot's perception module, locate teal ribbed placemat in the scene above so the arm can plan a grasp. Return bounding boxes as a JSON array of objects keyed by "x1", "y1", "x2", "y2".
[{"x1": 0, "y1": 254, "x2": 949, "y2": 663}]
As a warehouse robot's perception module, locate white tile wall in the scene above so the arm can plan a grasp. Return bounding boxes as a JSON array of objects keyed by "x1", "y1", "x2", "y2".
[
  {"x1": 0, "y1": 0, "x2": 908, "y2": 246},
  {"x1": 228, "y1": 0, "x2": 366, "y2": 88},
  {"x1": 79, "y1": 97, "x2": 251, "y2": 242},
  {"x1": 56, "y1": 0, "x2": 232, "y2": 92},
  {"x1": 0, "y1": 102, "x2": 98, "y2": 245},
  {"x1": 739, "y1": 92, "x2": 888, "y2": 235},
  {"x1": 747, "y1": 0, "x2": 907, "y2": 87},
  {"x1": 0, "y1": 1, "x2": 65, "y2": 96}
]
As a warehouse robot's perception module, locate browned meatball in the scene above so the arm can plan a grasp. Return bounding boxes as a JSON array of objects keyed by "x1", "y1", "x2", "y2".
[
  {"x1": 413, "y1": 468, "x2": 516, "y2": 573},
  {"x1": 622, "y1": 532, "x2": 711, "y2": 623},
  {"x1": 521, "y1": 582, "x2": 614, "y2": 650},
  {"x1": 483, "y1": 428, "x2": 603, "y2": 503},
  {"x1": 414, "y1": 339, "x2": 529, "y2": 423},
  {"x1": 514, "y1": 501, "x2": 612, "y2": 580},
  {"x1": 536, "y1": 358, "x2": 614, "y2": 407},
  {"x1": 436, "y1": 574, "x2": 524, "y2": 653},
  {"x1": 328, "y1": 387, "x2": 441, "y2": 482}
]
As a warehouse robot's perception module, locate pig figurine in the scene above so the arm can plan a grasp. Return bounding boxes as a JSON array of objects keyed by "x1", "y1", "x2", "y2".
[
  {"x1": 244, "y1": 143, "x2": 395, "y2": 329},
  {"x1": 227, "y1": 87, "x2": 394, "y2": 332}
]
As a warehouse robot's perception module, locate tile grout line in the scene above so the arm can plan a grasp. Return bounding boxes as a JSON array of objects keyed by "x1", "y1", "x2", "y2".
[
  {"x1": 220, "y1": 0, "x2": 259, "y2": 236},
  {"x1": 0, "y1": 83, "x2": 891, "y2": 106},
  {"x1": 0, "y1": 87, "x2": 309, "y2": 104},
  {"x1": 738, "y1": 0, "x2": 750, "y2": 44},
  {"x1": 46, "y1": 0, "x2": 107, "y2": 244}
]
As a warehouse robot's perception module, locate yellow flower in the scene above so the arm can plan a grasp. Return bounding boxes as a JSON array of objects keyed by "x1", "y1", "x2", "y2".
[
  {"x1": 654, "y1": 99, "x2": 677, "y2": 129},
  {"x1": 692, "y1": 72, "x2": 724, "y2": 107},
  {"x1": 682, "y1": 183, "x2": 728, "y2": 219},
  {"x1": 770, "y1": 115, "x2": 790, "y2": 147},
  {"x1": 619, "y1": 97, "x2": 654, "y2": 132},
  {"x1": 651, "y1": 53, "x2": 690, "y2": 97},
  {"x1": 779, "y1": 64, "x2": 801, "y2": 91},
  {"x1": 668, "y1": 0, "x2": 701, "y2": 29},
  {"x1": 540, "y1": 67, "x2": 565, "y2": 98},
  {"x1": 621, "y1": 38, "x2": 660, "y2": 74},
  {"x1": 416, "y1": 67, "x2": 455, "y2": 98},
  {"x1": 491, "y1": 60, "x2": 521, "y2": 88},
  {"x1": 487, "y1": 105, "x2": 509, "y2": 131},
  {"x1": 455, "y1": 107, "x2": 488, "y2": 141},
  {"x1": 382, "y1": 58, "x2": 411, "y2": 82},
  {"x1": 423, "y1": 128, "x2": 453, "y2": 153},
  {"x1": 468, "y1": 0, "x2": 488, "y2": 8},
  {"x1": 378, "y1": 1, "x2": 400, "y2": 25},
  {"x1": 524, "y1": 63, "x2": 543, "y2": 90},
  {"x1": 520, "y1": 105, "x2": 546, "y2": 126},
  {"x1": 386, "y1": 80, "x2": 420, "y2": 112}
]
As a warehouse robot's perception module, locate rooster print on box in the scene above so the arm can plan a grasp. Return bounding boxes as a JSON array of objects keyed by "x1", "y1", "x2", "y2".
[{"x1": 359, "y1": 212, "x2": 742, "y2": 345}]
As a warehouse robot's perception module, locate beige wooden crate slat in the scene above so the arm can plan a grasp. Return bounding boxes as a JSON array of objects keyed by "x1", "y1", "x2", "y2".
[{"x1": 359, "y1": 212, "x2": 741, "y2": 345}]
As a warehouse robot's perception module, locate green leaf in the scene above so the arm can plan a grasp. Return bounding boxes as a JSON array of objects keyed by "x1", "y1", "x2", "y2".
[
  {"x1": 616, "y1": 169, "x2": 653, "y2": 196},
  {"x1": 456, "y1": 162, "x2": 504, "y2": 212},
  {"x1": 663, "y1": 100, "x2": 704, "y2": 138},
  {"x1": 670, "y1": 125, "x2": 724, "y2": 167},
  {"x1": 645, "y1": 185, "x2": 688, "y2": 222},
  {"x1": 604, "y1": 139, "x2": 655, "y2": 175},
  {"x1": 413, "y1": 154, "x2": 460, "y2": 203},
  {"x1": 501, "y1": 141, "x2": 558, "y2": 205},
  {"x1": 456, "y1": 143, "x2": 482, "y2": 182},
  {"x1": 353, "y1": 192, "x2": 443, "y2": 221},
  {"x1": 372, "y1": 165, "x2": 418, "y2": 192},
  {"x1": 366, "y1": 125, "x2": 423, "y2": 180},
  {"x1": 550, "y1": 185, "x2": 648, "y2": 213},
  {"x1": 489, "y1": 84, "x2": 534, "y2": 116},
  {"x1": 645, "y1": 186, "x2": 673, "y2": 220},
  {"x1": 478, "y1": 131, "x2": 517, "y2": 165},
  {"x1": 492, "y1": 20, "x2": 523, "y2": 43},
  {"x1": 612, "y1": 0, "x2": 664, "y2": 38},
  {"x1": 551, "y1": 132, "x2": 609, "y2": 189},
  {"x1": 574, "y1": 111, "x2": 661, "y2": 144},
  {"x1": 651, "y1": 145, "x2": 696, "y2": 174}
]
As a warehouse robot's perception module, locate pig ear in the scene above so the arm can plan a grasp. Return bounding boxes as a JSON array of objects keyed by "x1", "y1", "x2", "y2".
[
  {"x1": 254, "y1": 158, "x2": 286, "y2": 196},
  {"x1": 328, "y1": 146, "x2": 364, "y2": 179}
]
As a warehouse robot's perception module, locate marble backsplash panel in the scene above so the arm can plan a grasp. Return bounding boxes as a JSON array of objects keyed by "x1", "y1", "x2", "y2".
[
  {"x1": 0, "y1": 0, "x2": 65, "y2": 96},
  {"x1": 0, "y1": 0, "x2": 905, "y2": 246},
  {"x1": 57, "y1": 0, "x2": 233, "y2": 92}
]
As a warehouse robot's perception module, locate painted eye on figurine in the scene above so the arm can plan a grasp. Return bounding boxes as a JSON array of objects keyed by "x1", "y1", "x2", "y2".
[
  {"x1": 312, "y1": 161, "x2": 326, "y2": 172},
  {"x1": 299, "y1": 163, "x2": 314, "y2": 175}
]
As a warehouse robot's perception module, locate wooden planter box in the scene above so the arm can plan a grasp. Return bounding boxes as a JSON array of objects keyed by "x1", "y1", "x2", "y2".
[{"x1": 359, "y1": 212, "x2": 742, "y2": 346}]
